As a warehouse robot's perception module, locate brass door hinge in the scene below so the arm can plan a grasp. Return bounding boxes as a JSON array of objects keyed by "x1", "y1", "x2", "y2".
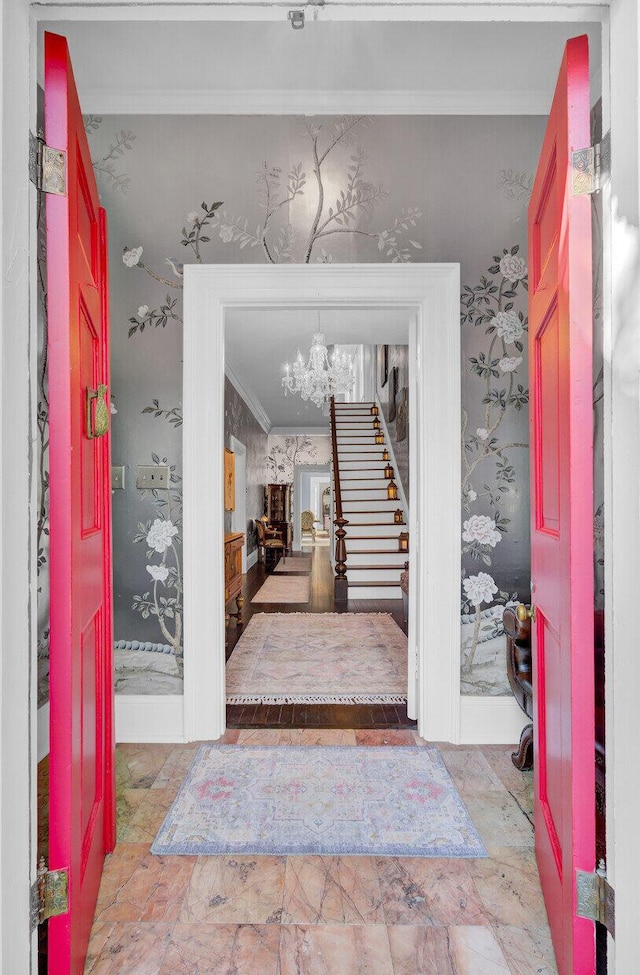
[
  {"x1": 29, "y1": 131, "x2": 67, "y2": 196},
  {"x1": 30, "y1": 858, "x2": 69, "y2": 930},
  {"x1": 576, "y1": 860, "x2": 615, "y2": 938},
  {"x1": 572, "y1": 131, "x2": 611, "y2": 196}
]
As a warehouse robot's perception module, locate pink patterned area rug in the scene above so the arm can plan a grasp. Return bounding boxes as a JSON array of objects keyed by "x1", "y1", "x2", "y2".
[
  {"x1": 151, "y1": 745, "x2": 487, "y2": 858},
  {"x1": 251, "y1": 575, "x2": 311, "y2": 604},
  {"x1": 226, "y1": 612, "x2": 407, "y2": 705},
  {"x1": 274, "y1": 556, "x2": 311, "y2": 574}
]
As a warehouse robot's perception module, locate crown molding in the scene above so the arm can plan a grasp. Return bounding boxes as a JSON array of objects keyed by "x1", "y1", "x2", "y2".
[
  {"x1": 269, "y1": 426, "x2": 330, "y2": 437},
  {"x1": 79, "y1": 87, "x2": 552, "y2": 116},
  {"x1": 224, "y1": 361, "x2": 271, "y2": 434}
]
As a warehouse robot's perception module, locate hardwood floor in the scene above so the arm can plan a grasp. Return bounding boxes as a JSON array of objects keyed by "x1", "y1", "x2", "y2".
[{"x1": 225, "y1": 544, "x2": 415, "y2": 730}]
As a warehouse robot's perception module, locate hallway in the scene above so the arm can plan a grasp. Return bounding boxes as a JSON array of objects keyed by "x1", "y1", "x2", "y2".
[
  {"x1": 81, "y1": 733, "x2": 554, "y2": 974},
  {"x1": 225, "y1": 544, "x2": 412, "y2": 729}
]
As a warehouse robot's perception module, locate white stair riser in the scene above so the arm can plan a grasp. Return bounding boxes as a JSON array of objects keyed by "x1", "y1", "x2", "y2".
[
  {"x1": 338, "y1": 443, "x2": 382, "y2": 456},
  {"x1": 347, "y1": 567, "x2": 405, "y2": 583},
  {"x1": 347, "y1": 537, "x2": 403, "y2": 551},
  {"x1": 342, "y1": 499, "x2": 402, "y2": 512},
  {"x1": 342, "y1": 511, "x2": 397, "y2": 524},
  {"x1": 347, "y1": 552, "x2": 407, "y2": 566},
  {"x1": 348, "y1": 585, "x2": 403, "y2": 600},
  {"x1": 339, "y1": 461, "x2": 387, "y2": 471},
  {"x1": 345, "y1": 523, "x2": 404, "y2": 537},
  {"x1": 341, "y1": 490, "x2": 390, "y2": 502}
]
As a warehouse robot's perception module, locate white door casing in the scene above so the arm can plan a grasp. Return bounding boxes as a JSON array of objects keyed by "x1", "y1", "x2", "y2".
[{"x1": 183, "y1": 263, "x2": 461, "y2": 742}]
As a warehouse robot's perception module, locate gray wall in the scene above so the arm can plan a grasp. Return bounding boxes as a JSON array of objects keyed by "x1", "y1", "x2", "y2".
[{"x1": 37, "y1": 113, "x2": 546, "y2": 700}]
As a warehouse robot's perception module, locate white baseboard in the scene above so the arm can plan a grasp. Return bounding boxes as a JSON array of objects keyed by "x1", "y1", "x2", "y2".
[
  {"x1": 246, "y1": 549, "x2": 258, "y2": 571},
  {"x1": 37, "y1": 703, "x2": 50, "y2": 761},
  {"x1": 459, "y1": 695, "x2": 528, "y2": 745},
  {"x1": 115, "y1": 694, "x2": 185, "y2": 743}
]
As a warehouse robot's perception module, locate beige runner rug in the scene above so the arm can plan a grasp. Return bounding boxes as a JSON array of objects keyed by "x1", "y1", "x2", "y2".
[
  {"x1": 274, "y1": 556, "x2": 311, "y2": 574},
  {"x1": 251, "y1": 574, "x2": 311, "y2": 604}
]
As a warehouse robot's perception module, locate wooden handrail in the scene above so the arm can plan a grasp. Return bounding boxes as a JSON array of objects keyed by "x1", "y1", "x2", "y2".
[{"x1": 329, "y1": 395, "x2": 349, "y2": 606}]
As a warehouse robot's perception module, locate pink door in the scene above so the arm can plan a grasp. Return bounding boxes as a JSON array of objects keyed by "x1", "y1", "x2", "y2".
[
  {"x1": 528, "y1": 34, "x2": 595, "y2": 975},
  {"x1": 45, "y1": 31, "x2": 115, "y2": 975}
]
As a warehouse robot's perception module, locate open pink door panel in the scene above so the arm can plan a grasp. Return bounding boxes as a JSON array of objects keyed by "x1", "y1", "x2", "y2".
[
  {"x1": 528, "y1": 33, "x2": 595, "y2": 975},
  {"x1": 45, "y1": 31, "x2": 115, "y2": 975}
]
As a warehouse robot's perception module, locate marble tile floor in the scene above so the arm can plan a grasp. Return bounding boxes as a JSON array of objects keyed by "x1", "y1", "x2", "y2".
[{"x1": 85, "y1": 732, "x2": 557, "y2": 975}]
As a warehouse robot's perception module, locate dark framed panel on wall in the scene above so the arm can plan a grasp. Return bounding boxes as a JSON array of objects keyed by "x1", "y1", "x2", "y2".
[
  {"x1": 389, "y1": 366, "x2": 399, "y2": 421},
  {"x1": 378, "y1": 344, "x2": 389, "y2": 387}
]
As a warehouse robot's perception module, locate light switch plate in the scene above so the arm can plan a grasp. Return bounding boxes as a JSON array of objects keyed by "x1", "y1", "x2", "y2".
[
  {"x1": 111, "y1": 466, "x2": 125, "y2": 490},
  {"x1": 136, "y1": 465, "x2": 170, "y2": 490}
]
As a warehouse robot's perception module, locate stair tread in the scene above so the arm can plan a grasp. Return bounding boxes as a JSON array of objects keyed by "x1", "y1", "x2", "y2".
[
  {"x1": 348, "y1": 564, "x2": 407, "y2": 571},
  {"x1": 347, "y1": 549, "x2": 408, "y2": 554},
  {"x1": 348, "y1": 580, "x2": 402, "y2": 588}
]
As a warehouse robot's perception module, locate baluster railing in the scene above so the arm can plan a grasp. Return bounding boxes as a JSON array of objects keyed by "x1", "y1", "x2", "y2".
[{"x1": 329, "y1": 396, "x2": 348, "y2": 606}]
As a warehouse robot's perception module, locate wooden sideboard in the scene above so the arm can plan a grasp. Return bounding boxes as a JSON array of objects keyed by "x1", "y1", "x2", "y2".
[{"x1": 224, "y1": 531, "x2": 244, "y2": 627}]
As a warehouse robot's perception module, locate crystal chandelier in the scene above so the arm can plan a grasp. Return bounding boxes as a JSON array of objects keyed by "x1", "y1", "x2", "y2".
[{"x1": 282, "y1": 332, "x2": 354, "y2": 409}]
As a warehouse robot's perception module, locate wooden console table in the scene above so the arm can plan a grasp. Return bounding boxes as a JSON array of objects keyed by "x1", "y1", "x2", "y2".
[{"x1": 224, "y1": 531, "x2": 245, "y2": 627}]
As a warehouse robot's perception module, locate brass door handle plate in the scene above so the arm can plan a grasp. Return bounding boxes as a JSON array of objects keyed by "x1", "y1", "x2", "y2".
[{"x1": 86, "y1": 384, "x2": 109, "y2": 440}]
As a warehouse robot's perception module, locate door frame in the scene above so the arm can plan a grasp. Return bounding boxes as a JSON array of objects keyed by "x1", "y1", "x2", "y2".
[
  {"x1": 293, "y1": 465, "x2": 330, "y2": 552},
  {"x1": 2, "y1": 2, "x2": 636, "y2": 973},
  {"x1": 229, "y1": 435, "x2": 247, "y2": 573},
  {"x1": 183, "y1": 262, "x2": 461, "y2": 743}
]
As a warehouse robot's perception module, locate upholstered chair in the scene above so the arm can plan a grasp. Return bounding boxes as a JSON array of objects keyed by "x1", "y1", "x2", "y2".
[{"x1": 256, "y1": 517, "x2": 285, "y2": 567}]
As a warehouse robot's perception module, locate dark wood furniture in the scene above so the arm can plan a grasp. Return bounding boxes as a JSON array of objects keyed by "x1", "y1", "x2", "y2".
[
  {"x1": 266, "y1": 483, "x2": 292, "y2": 554},
  {"x1": 224, "y1": 531, "x2": 244, "y2": 627},
  {"x1": 255, "y1": 518, "x2": 285, "y2": 568},
  {"x1": 504, "y1": 605, "x2": 606, "y2": 863},
  {"x1": 504, "y1": 606, "x2": 534, "y2": 770}
]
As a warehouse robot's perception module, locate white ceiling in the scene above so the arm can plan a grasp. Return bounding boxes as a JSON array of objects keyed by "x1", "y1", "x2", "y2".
[
  {"x1": 40, "y1": 20, "x2": 602, "y2": 114},
  {"x1": 225, "y1": 307, "x2": 410, "y2": 430}
]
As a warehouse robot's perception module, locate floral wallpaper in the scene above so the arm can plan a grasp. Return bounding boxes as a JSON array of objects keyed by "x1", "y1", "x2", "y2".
[
  {"x1": 35, "y1": 112, "x2": 549, "y2": 703},
  {"x1": 267, "y1": 435, "x2": 332, "y2": 484}
]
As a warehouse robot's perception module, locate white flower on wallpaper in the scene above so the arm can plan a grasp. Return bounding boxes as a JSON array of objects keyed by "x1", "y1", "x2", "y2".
[
  {"x1": 138, "y1": 304, "x2": 150, "y2": 318},
  {"x1": 187, "y1": 211, "x2": 199, "y2": 224},
  {"x1": 476, "y1": 428, "x2": 489, "y2": 441},
  {"x1": 499, "y1": 253, "x2": 528, "y2": 282},
  {"x1": 123, "y1": 246, "x2": 143, "y2": 267},
  {"x1": 147, "y1": 563, "x2": 170, "y2": 582},
  {"x1": 462, "y1": 514, "x2": 501, "y2": 548},
  {"x1": 146, "y1": 518, "x2": 179, "y2": 553},
  {"x1": 492, "y1": 309, "x2": 524, "y2": 344},
  {"x1": 132, "y1": 453, "x2": 183, "y2": 659},
  {"x1": 499, "y1": 355, "x2": 523, "y2": 372},
  {"x1": 462, "y1": 572, "x2": 498, "y2": 607}
]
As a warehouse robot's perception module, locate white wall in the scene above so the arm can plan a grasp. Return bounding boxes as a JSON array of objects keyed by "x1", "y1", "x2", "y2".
[
  {"x1": 0, "y1": 0, "x2": 36, "y2": 969},
  {"x1": 608, "y1": 0, "x2": 640, "y2": 968}
]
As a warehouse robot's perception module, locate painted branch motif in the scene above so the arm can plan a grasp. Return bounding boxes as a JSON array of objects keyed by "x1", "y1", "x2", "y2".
[
  {"x1": 132, "y1": 451, "x2": 183, "y2": 661},
  {"x1": 459, "y1": 246, "x2": 529, "y2": 673}
]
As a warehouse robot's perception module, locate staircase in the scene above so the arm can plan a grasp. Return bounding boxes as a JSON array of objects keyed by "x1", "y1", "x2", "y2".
[{"x1": 332, "y1": 401, "x2": 407, "y2": 600}]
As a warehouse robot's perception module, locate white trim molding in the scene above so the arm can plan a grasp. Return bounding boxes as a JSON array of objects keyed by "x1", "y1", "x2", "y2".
[
  {"x1": 115, "y1": 694, "x2": 185, "y2": 743},
  {"x1": 184, "y1": 263, "x2": 460, "y2": 743},
  {"x1": 269, "y1": 426, "x2": 330, "y2": 436},
  {"x1": 225, "y1": 359, "x2": 271, "y2": 433},
  {"x1": 459, "y1": 696, "x2": 528, "y2": 745},
  {"x1": 79, "y1": 87, "x2": 554, "y2": 117}
]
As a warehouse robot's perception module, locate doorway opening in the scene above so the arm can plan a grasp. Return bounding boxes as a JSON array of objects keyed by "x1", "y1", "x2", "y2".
[{"x1": 183, "y1": 262, "x2": 461, "y2": 743}]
